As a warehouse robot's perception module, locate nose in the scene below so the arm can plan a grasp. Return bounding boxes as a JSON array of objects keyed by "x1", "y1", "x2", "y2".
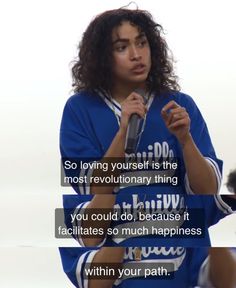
[{"x1": 129, "y1": 45, "x2": 141, "y2": 61}]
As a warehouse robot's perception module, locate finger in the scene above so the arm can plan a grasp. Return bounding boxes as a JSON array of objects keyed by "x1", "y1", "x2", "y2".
[
  {"x1": 130, "y1": 105, "x2": 147, "y2": 118},
  {"x1": 122, "y1": 102, "x2": 146, "y2": 113},
  {"x1": 169, "y1": 118, "x2": 189, "y2": 129},
  {"x1": 127, "y1": 92, "x2": 145, "y2": 103},
  {"x1": 161, "y1": 111, "x2": 173, "y2": 128},
  {"x1": 161, "y1": 109, "x2": 174, "y2": 126},
  {"x1": 161, "y1": 102, "x2": 181, "y2": 125},
  {"x1": 126, "y1": 99, "x2": 145, "y2": 106},
  {"x1": 171, "y1": 111, "x2": 188, "y2": 122},
  {"x1": 165, "y1": 107, "x2": 186, "y2": 119},
  {"x1": 162, "y1": 100, "x2": 180, "y2": 113},
  {"x1": 161, "y1": 108, "x2": 169, "y2": 122},
  {"x1": 169, "y1": 107, "x2": 186, "y2": 114},
  {"x1": 122, "y1": 105, "x2": 146, "y2": 119},
  {"x1": 126, "y1": 109, "x2": 145, "y2": 118},
  {"x1": 162, "y1": 107, "x2": 187, "y2": 125},
  {"x1": 165, "y1": 112, "x2": 172, "y2": 126}
]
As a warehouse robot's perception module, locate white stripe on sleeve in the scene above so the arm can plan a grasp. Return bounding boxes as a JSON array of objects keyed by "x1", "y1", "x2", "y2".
[
  {"x1": 214, "y1": 195, "x2": 235, "y2": 214},
  {"x1": 76, "y1": 250, "x2": 99, "y2": 288},
  {"x1": 72, "y1": 201, "x2": 107, "y2": 247},
  {"x1": 184, "y1": 157, "x2": 222, "y2": 194}
]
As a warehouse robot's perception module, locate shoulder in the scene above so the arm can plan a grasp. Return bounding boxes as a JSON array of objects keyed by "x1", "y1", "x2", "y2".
[
  {"x1": 61, "y1": 91, "x2": 101, "y2": 125},
  {"x1": 155, "y1": 91, "x2": 198, "y2": 109},
  {"x1": 168, "y1": 91, "x2": 197, "y2": 107},
  {"x1": 66, "y1": 90, "x2": 102, "y2": 109},
  {"x1": 168, "y1": 91, "x2": 203, "y2": 118}
]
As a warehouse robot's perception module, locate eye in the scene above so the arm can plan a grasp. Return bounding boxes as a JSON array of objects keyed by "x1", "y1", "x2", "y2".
[
  {"x1": 115, "y1": 45, "x2": 127, "y2": 52},
  {"x1": 137, "y1": 39, "x2": 147, "y2": 47}
]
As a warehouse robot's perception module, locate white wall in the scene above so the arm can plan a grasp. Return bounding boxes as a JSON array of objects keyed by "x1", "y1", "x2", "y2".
[{"x1": 0, "y1": 0, "x2": 235, "y2": 287}]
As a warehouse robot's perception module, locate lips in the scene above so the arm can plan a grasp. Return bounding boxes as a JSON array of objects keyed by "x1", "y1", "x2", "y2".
[{"x1": 131, "y1": 64, "x2": 146, "y2": 73}]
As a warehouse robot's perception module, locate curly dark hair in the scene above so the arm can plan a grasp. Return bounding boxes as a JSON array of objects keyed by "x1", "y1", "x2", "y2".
[
  {"x1": 71, "y1": 8, "x2": 180, "y2": 95},
  {"x1": 226, "y1": 169, "x2": 236, "y2": 193}
]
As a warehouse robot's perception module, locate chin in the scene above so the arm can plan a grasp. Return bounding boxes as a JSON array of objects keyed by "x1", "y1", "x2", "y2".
[{"x1": 131, "y1": 75, "x2": 148, "y2": 83}]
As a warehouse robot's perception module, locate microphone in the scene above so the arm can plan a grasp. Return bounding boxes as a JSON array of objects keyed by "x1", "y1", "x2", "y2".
[{"x1": 125, "y1": 88, "x2": 147, "y2": 154}]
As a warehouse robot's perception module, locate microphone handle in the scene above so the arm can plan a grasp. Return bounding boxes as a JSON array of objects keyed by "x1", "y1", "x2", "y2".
[{"x1": 125, "y1": 113, "x2": 144, "y2": 154}]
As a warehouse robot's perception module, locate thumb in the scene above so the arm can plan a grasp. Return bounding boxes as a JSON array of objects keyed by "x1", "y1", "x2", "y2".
[{"x1": 161, "y1": 108, "x2": 168, "y2": 123}]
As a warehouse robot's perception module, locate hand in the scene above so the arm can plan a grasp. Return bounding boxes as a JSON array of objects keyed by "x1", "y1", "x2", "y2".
[
  {"x1": 161, "y1": 100, "x2": 191, "y2": 145},
  {"x1": 119, "y1": 92, "x2": 147, "y2": 133}
]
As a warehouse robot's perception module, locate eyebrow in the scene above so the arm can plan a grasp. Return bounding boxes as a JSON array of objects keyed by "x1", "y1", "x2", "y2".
[{"x1": 112, "y1": 32, "x2": 146, "y2": 45}]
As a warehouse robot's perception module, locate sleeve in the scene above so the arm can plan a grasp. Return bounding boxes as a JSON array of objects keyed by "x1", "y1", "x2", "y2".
[
  {"x1": 197, "y1": 255, "x2": 215, "y2": 288},
  {"x1": 63, "y1": 195, "x2": 107, "y2": 247},
  {"x1": 214, "y1": 195, "x2": 236, "y2": 214},
  {"x1": 71, "y1": 201, "x2": 107, "y2": 248},
  {"x1": 202, "y1": 195, "x2": 236, "y2": 228},
  {"x1": 60, "y1": 97, "x2": 102, "y2": 194},
  {"x1": 187, "y1": 247, "x2": 209, "y2": 287},
  {"x1": 59, "y1": 247, "x2": 99, "y2": 288},
  {"x1": 180, "y1": 94, "x2": 223, "y2": 194},
  {"x1": 197, "y1": 248, "x2": 236, "y2": 288}
]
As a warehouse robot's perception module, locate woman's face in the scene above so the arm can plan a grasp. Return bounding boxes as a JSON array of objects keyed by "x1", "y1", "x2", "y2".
[{"x1": 111, "y1": 21, "x2": 151, "y2": 88}]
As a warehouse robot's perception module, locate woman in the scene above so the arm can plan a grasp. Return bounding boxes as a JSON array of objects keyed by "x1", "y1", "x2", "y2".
[
  {"x1": 59, "y1": 8, "x2": 234, "y2": 288},
  {"x1": 60, "y1": 8, "x2": 222, "y2": 197}
]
